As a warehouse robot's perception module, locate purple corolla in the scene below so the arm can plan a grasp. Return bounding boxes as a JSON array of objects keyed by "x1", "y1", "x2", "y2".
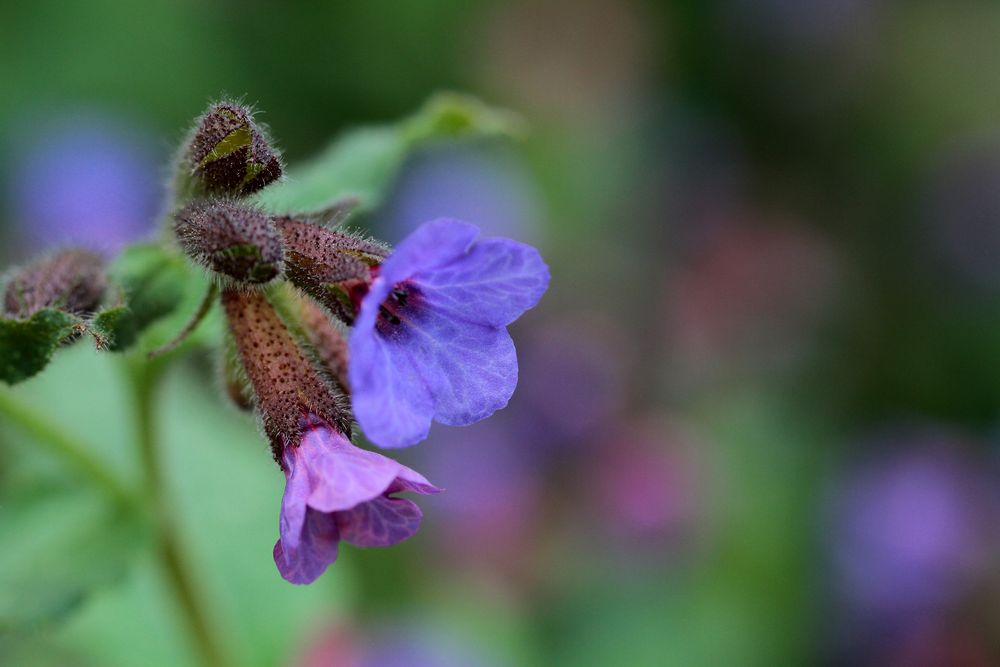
[
  {"x1": 349, "y1": 219, "x2": 550, "y2": 448},
  {"x1": 274, "y1": 420, "x2": 441, "y2": 584}
]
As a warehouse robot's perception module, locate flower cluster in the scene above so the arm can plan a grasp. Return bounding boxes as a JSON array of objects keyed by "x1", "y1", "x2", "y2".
[{"x1": 171, "y1": 102, "x2": 549, "y2": 583}]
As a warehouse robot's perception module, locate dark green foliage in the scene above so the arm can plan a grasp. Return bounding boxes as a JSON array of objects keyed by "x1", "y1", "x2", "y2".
[
  {"x1": 88, "y1": 244, "x2": 194, "y2": 353},
  {"x1": 0, "y1": 309, "x2": 79, "y2": 384}
]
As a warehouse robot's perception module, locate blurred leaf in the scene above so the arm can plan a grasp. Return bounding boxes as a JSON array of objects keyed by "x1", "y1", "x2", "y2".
[
  {"x1": 105, "y1": 244, "x2": 191, "y2": 343},
  {"x1": 0, "y1": 485, "x2": 147, "y2": 633},
  {"x1": 90, "y1": 304, "x2": 137, "y2": 353},
  {"x1": 100, "y1": 244, "x2": 216, "y2": 354},
  {"x1": 0, "y1": 309, "x2": 79, "y2": 385},
  {"x1": 254, "y1": 93, "x2": 523, "y2": 217}
]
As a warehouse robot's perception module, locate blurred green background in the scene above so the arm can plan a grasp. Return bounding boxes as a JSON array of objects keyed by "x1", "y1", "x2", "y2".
[{"x1": 5, "y1": 1, "x2": 1000, "y2": 665}]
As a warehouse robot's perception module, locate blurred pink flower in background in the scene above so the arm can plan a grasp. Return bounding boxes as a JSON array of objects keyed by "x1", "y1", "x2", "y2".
[{"x1": 581, "y1": 417, "x2": 708, "y2": 565}]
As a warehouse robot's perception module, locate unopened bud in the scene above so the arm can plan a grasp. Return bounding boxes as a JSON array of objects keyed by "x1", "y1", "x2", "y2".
[
  {"x1": 183, "y1": 102, "x2": 282, "y2": 197},
  {"x1": 275, "y1": 217, "x2": 388, "y2": 323},
  {"x1": 221, "y1": 333, "x2": 254, "y2": 412},
  {"x1": 222, "y1": 288, "x2": 351, "y2": 463},
  {"x1": 4, "y1": 249, "x2": 106, "y2": 319},
  {"x1": 290, "y1": 291, "x2": 351, "y2": 394},
  {"x1": 174, "y1": 201, "x2": 283, "y2": 284}
]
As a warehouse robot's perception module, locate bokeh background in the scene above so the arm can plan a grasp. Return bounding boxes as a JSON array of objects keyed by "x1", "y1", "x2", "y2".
[{"x1": 4, "y1": 1, "x2": 1000, "y2": 665}]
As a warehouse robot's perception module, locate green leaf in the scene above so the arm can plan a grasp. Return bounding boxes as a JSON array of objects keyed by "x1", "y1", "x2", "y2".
[
  {"x1": 90, "y1": 304, "x2": 138, "y2": 352},
  {"x1": 0, "y1": 484, "x2": 147, "y2": 632},
  {"x1": 96, "y1": 243, "x2": 199, "y2": 352},
  {"x1": 109, "y1": 244, "x2": 190, "y2": 330},
  {"x1": 0, "y1": 309, "x2": 78, "y2": 385},
  {"x1": 253, "y1": 93, "x2": 522, "y2": 217}
]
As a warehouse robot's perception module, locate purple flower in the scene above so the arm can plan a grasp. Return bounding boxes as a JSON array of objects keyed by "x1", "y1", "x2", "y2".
[
  {"x1": 349, "y1": 219, "x2": 550, "y2": 448},
  {"x1": 8, "y1": 112, "x2": 160, "y2": 256},
  {"x1": 273, "y1": 421, "x2": 441, "y2": 585}
]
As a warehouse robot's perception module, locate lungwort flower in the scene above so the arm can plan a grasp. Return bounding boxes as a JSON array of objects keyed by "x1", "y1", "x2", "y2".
[
  {"x1": 274, "y1": 419, "x2": 441, "y2": 584},
  {"x1": 349, "y1": 218, "x2": 550, "y2": 448},
  {"x1": 222, "y1": 288, "x2": 440, "y2": 584}
]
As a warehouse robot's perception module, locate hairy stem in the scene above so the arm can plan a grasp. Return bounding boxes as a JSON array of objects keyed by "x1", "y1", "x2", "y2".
[
  {"x1": 0, "y1": 386, "x2": 135, "y2": 505},
  {"x1": 128, "y1": 357, "x2": 231, "y2": 667}
]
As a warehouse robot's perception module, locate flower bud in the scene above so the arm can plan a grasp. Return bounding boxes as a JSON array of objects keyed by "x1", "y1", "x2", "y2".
[
  {"x1": 174, "y1": 201, "x2": 283, "y2": 284},
  {"x1": 3, "y1": 249, "x2": 106, "y2": 319},
  {"x1": 275, "y1": 217, "x2": 388, "y2": 323},
  {"x1": 183, "y1": 102, "x2": 282, "y2": 197},
  {"x1": 221, "y1": 333, "x2": 254, "y2": 412},
  {"x1": 290, "y1": 291, "x2": 351, "y2": 394},
  {"x1": 221, "y1": 288, "x2": 351, "y2": 462}
]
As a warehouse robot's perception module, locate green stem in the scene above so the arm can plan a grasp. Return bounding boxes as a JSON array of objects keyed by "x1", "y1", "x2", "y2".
[
  {"x1": 0, "y1": 386, "x2": 134, "y2": 505},
  {"x1": 128, "y1": 358, "x2": 232, "y2": 667}
]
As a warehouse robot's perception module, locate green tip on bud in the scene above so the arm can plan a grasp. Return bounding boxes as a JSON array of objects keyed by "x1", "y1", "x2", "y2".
[
  {"x1": 174, "y1": 201, "x2": 284, "y2": 285},
  {"x1": 183, "y1": 102, "x2": 282, "y2": 197},
  {"x1": 3, "y1": 249, "x2": 107, "y2": 319}
]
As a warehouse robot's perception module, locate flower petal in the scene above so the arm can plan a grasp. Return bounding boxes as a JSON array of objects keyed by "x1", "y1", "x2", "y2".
[
  {"x1": 349, "y1": 316, "x2": 436, "y2": 448},
  {"x1": 376, "y1": 218, "x2": 480, "y2": 286},
  {"x1": 405, "y1": 310, "x2": 518, "y2": 427},
  {"x1": 413, "y1": 237, "x2": 550, "y2": 327},
  {"x1": 278, "y1": 440, "x2": 311, "y2": 553},
  {"x1": 296, "y1": 425, "x2": 405, "y2": 512},
  {"x1": 391, "y1": 464, "x2": 444, "y2": 495},
  {"x1": 274, "y1": 507, "x2": 340, "y2": 585},
  {"x1": 349, "y1": 218, "x2": 546, "y2": 448},
  {"x1": 336, "y1": 496, "x2": 423, "y2": 547},
  {"x1": 353, "y1": 307, "x2": 517, "y2": 446}
]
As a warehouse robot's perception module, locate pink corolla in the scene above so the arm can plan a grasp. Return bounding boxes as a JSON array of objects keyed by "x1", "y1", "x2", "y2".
[{"x1": 274, "y1": 419, "x2": 441, "y2": 585}]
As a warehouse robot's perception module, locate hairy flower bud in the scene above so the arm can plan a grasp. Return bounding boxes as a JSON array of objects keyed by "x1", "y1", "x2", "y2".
[
  {"x1": 182, "y1": 102, "x2": 282, "y2": 197},
  {"x1": 290, "y1": 291, "x2": 351, "y2": 394},
  {"x1": 222, "y1": 288, "x2": 351, "y2": 462},
  {"x1": 275, "y1": 217, "x2": 388, "y2": 323},
  {"x1": 3, "y1": 249, "x2": 106, "y2": 319},
  {"x1": 174, "y1": 201, "x2": 283, "y2": 284},
  {"x1": 221, "y1": 332, "x2": 254, "y2": 412}
]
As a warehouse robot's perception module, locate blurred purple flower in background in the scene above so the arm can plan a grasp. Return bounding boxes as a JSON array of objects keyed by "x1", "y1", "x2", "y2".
[
  {"x1": 274, "y1": 422, "x2": 440, "y2": 585},
  {"x1": 376, "y1": 143, "x2": 543, "y2": 242},
  {"x1": 349, "y1": 219, "x2": 549, "y2": 448},
  {"x1": 5, "y1": 110, "x2": 160, "y2": 257},
  {"x1": 827, "y1": 434, "x2": 991, "y2": 616},
  {"x1": 511, "y1": 315, "x2": 629, "y2": 451},
  {"x1": 823, "y1": 427, "x2": 1000, "y2": 663},
  {"x1": 416, "y1": 419, "x2": 542, "y2": 583},
  {"x1": 292, "y1": 619, "x2": 497, "y2": 667},
  {"x1": 358, "y1": 624, "x2": 498, "y2": 667}
]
